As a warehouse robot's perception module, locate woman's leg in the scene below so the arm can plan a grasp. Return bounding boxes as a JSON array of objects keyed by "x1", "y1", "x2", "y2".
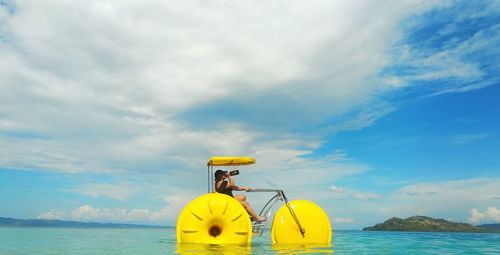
[
  {"x1": 234, "y1": 196, "x2": 265, "y2": 221},
  {"x1": 234, "y1": 194, "x2": 246, "y2": 202}
]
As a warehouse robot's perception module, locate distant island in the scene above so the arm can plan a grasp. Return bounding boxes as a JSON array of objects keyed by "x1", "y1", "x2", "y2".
[
  {"x1": 0, "y1": 217, "x2": 169, "y2": 228},
  {"x1": 363, "y1": 216, "x2": 500, "y2": 233},
  {"x1": 477, "y1": 223, "x2": 500, "y2": 231}
]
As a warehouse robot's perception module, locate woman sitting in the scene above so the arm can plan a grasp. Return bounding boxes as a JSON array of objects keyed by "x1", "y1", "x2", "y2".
[{"x1": 214, "y1": 169, "x2": 266, "y2": 222}]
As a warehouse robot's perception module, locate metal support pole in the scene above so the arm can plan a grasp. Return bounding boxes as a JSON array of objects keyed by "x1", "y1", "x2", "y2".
[
  {"x1": 258, "y1": 193, "x2": 281, "y2": 216},
  {"x1": 249, "y1": 189, "x2": 306, "y2": 237},
  {"x1": 210, "y1": 166, "x2": 214, "y2": 193},
  {"x1": 280, "y1": 191, "x2": 306, "y2": 237}
]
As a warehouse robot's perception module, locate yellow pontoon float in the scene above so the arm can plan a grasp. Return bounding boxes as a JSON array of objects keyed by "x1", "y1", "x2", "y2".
[{"x1": 176, "y1": 156, "x2": 332, "y2": 245}]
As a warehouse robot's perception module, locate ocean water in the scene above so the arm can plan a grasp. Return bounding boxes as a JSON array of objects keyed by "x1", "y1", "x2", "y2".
[{"x1": 0, "y1": 227, "x2": 499, "y2": 254}]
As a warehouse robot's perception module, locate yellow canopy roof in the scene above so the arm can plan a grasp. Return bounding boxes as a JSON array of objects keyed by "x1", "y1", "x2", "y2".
[{"x1": 207, "y1": 156, "x2": 256, "y2": 166}]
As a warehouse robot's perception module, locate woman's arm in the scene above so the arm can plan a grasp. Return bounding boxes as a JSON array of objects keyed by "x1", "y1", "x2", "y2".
[
  {"x1": 234, "y1": 186, "x2": 252, "y2": 191},
  {"x1": 227, "y1": 176, "x2": 252, "y2": 191},
  {"x1": 224, "y1": 174, "x2": 252, "y2": 191},
  {"x1": 227, "y1": 174, "x2": 235, "y2": 184},
  {"x1": 228, "y1": 175, "x2": 252, "y2": 190},
  {"x1": 226, "y1": 176, "x2": 239, "y2": 190}
]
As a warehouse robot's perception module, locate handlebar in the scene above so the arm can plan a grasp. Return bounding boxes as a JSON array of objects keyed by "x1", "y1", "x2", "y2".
[{"x1": 246, "y1": 188, "x2": 284, "y2": 193}]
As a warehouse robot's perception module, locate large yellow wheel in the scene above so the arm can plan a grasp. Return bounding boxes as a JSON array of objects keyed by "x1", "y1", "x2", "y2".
[
  {"x1": 271, "y1": 200, "x2": 332, "y2": 244},
  {"x1": 176, "y1": 193, "x2": 252, "y2": 244}
]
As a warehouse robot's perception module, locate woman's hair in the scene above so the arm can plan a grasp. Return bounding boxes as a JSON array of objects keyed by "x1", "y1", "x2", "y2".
[{"x1": 214, "y1": 169, "x2": 226, "y2": 179}]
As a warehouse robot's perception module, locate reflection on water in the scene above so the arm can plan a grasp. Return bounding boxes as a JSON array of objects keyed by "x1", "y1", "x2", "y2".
[
  {"x1": 2, "y1": 228, "x2": 497, "y2": 254},
  {"x1": 176, "y1": 243, "x2": 252, "y2": 255},
  {"x1": 176, "y1": 243, "x2": 334, "y2": 255},
  {"x1": 272, "y1": 244, "x2": 334, "y2": 254}
]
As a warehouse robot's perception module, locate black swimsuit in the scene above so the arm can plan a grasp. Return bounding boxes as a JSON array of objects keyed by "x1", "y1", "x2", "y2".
[{"x1": 216, "y1": 180, "x2": 234, "y2": 197}]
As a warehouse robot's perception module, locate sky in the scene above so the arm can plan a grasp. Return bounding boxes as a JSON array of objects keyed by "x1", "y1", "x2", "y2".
[{"x1": 0, "y1": 0, "x2": 499, "y2": 229}]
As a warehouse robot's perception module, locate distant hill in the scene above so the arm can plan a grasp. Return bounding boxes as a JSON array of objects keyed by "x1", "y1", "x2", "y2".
[
  {"x1": 477, "y1": 223, "x2": 500, "y2": 231},
  {"x1": 0, "y1": 217, "x2": 168, "y2": 228},
  {"x1": 363, "y1": 216, "x2": 499, "y2": 233}
]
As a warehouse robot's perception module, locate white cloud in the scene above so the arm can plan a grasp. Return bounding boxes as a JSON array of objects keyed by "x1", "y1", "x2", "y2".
[
  {"x1": 68, "y1": 183, "x2": 140, "y2": 200},
  {"x1": 37, "y1": 209, "x2": 67, "y2": 220},
  {"x1": 469, "y1": 207, "x2": 500, "y2": 224},
  {"x1": 427, "y1": 81, "x2": 497, "y2": 97},
  {"x1": 377, "y1": 178, "x2": 500, "y2": 219},
  {"x1": 384, "y1": 76, "x2": 406, "y2": 88},
  {"x1": 328, "y1": 185, "x2": 381, "y2": 201},
  {"x1": 325, "y1": 102, "x2": 396, "y2": 134},
  {"x1": 333, "y1": 217, "x2": 354, "y2": 224},
  {"x1": 6, "y1": 0, "x2": 497, "y2": 229},
  {"x1": 0, "y1": 0, "x2": 439, "y2": 176},
  {"x1": 386, "y1": 2, "x2": 499, "y2": 95},
  {"x1": 70, "y1": 205, "x2": 106, "y2": 221},
  {"x1": 404, "y1": 50, "x2": 483, "y2": 82},
  {"x1": 452, "y1": 133, "x2": 489, "y2": 145},
  {"x1": 40, "y1": 198, "x2": 188, "y2": 224},
  {"x1": 329, "y1": 185, "x2": 345, "y2": 193},
  {"x1": 319, "y1": 177, "x2": 500, "y2": 229}
]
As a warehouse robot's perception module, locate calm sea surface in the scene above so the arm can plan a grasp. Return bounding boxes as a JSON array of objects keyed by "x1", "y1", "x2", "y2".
[{"x1": 0, "y1": 227, "x2": 499, "y2": 254}]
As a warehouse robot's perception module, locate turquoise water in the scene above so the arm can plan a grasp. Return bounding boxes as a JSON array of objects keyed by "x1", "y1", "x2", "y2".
[{"x1": 1, "y1": 227, "x2": 499, "y2": 254}]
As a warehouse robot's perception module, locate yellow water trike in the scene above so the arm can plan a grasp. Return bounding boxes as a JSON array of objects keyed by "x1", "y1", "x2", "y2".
[{"x1": 176, "y1": 156, "x2": 332, "y2": 245}]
